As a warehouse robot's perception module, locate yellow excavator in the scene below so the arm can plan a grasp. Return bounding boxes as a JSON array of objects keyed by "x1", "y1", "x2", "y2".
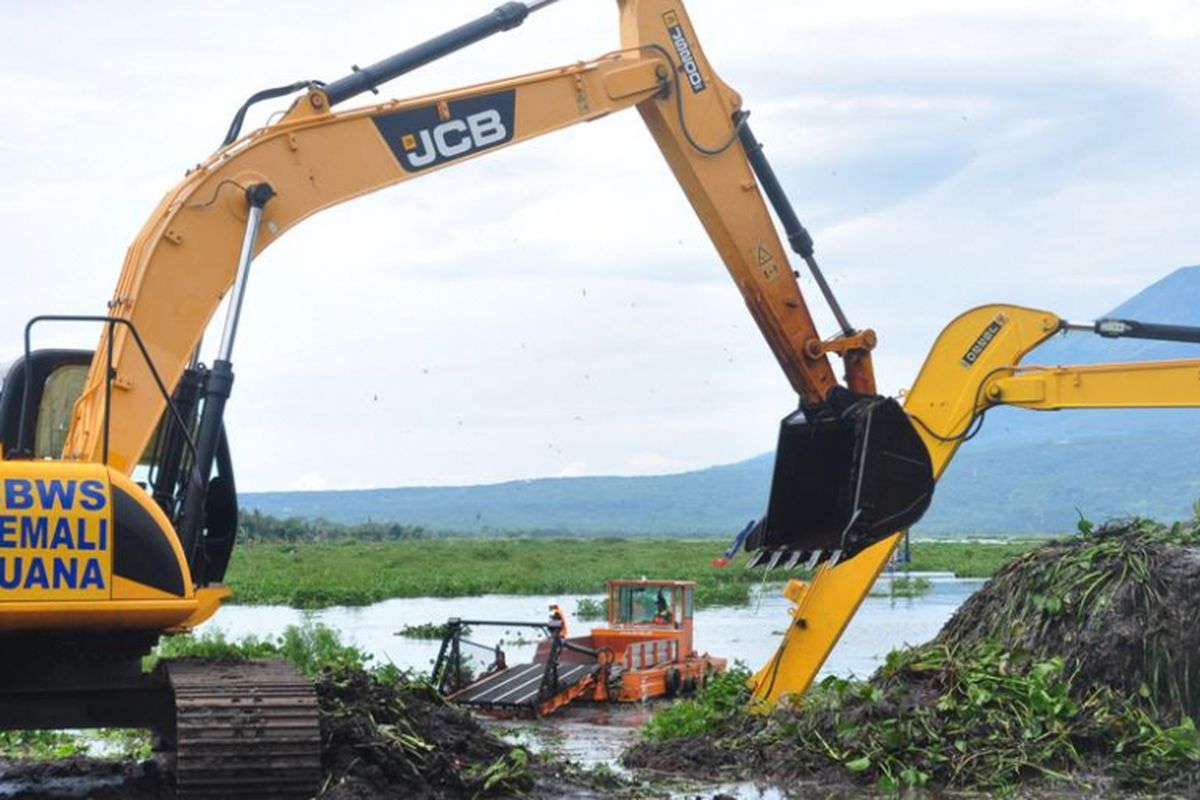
[{"x1": 2, "y1": 0, "x2": 1199, "y2": 795}]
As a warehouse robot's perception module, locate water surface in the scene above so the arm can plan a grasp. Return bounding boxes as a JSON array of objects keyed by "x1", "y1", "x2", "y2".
[{"x1": 208, "y1": 572, "x2": 982, "y2": 680}]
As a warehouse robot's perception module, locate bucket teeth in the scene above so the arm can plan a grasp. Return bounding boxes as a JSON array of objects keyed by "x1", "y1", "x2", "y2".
[
  {"x1": 827, "y1": 549, "x2": 844, "y2": 569},
  {"x1": 746, "y1": 549, "x2": 770, "y2": 570},
  {"x1": 747, "y1": 548, "x2": 815, "y2": 571},
  {"x1": 805, "y1": 551, "x2": 822, "y2": 570},
  {"x1": 760, "y1": 396, "x2": 935, "y2": 568}
]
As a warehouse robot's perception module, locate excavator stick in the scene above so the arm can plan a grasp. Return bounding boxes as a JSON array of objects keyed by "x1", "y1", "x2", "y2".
[
  {"x1": 729, "y1": 118, "x2": 934, "y2": 570},
  {"x1": 749, "y1": 396, "x2": 935, "y2": 569}
]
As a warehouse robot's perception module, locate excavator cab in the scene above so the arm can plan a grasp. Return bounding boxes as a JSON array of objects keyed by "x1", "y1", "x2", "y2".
[
  {"x1": 749, "y1": 396, "x2": 935, "y2": 569},
  {"x1": 0, "y1": 345, "x2": 240, "y2": 588}
]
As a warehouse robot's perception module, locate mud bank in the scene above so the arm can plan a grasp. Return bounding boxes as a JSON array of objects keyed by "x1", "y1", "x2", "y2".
[
  {"x1": 0, "y1": 667, "x2": 636, "y2": 800},
  {"x1": 624, "y1": 519, "x2": 1200, "y2": 795}
]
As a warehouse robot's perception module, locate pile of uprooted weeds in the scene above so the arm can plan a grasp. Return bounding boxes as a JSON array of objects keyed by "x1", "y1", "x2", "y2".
[
  {"x1": 625, "y1": 518, "x2": 1200, "y2": 794},
  {"x1": 316, "y1": 666, "x2": 534, "y2": 799}
]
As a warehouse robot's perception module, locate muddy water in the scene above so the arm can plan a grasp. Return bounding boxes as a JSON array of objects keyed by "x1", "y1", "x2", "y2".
[{"x1": 203, "y1": 573, "x2": 982, "y2": 797}]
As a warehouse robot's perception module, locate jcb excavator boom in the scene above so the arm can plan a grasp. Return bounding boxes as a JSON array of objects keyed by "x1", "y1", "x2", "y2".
[
  {"x1": 57, "y1": 0, "x2": 932, "y2": 588},
  {"x1": 0, "y1": 2, "x2": 924, "y2": 795}
]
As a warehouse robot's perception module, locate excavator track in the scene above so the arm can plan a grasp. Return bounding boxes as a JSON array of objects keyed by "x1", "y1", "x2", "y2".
[{"x1": 164, "y1": 659, "x2": 321, "y2": 800}]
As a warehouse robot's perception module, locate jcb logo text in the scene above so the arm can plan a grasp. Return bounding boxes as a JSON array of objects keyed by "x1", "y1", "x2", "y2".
[{"x1": 375, "y1": 90, "x2": 517, "y2": 173}]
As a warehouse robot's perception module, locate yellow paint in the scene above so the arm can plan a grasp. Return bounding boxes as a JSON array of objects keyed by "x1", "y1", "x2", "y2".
[
  {"x1": 0, "y1": 598, "x2": 204, "y2": 632},
  {"x1": 0, "y1": 458, "x2": 204, "y2": 630},
  {"x1": 107, "y1": 469, "x2": 193, "y2": 600},
  {"x1": 0, "y1": 461, "x2": 112, "y2": 602},
  {"x1": 751, "y1": 305, "x2": 1200, "y2": 704},
  {"x1": 171, "y1": 586, "x2": 232, "y2": 632},
  {"x1": 112, "y1": 575, "x2": 181, "y2": 602}
]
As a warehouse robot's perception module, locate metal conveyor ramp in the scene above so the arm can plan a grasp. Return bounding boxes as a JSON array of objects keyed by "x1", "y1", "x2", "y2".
[{"x1": 450, "y1": 662, "x2": 598, "y2": 711}]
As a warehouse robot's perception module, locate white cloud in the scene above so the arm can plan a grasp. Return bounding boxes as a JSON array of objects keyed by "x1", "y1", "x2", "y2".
[
  {"x1": 1, "y1": 1, "x2": 1197, "y2": 490},
  {"x1": 290, "y1": 472, "x2": 330, "y2": 492},
  {"x1": 624, "y1": 453, "x2": 690, "y2": 475}
]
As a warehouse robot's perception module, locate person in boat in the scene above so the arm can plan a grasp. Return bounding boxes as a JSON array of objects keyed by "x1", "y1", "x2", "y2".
[
  {"x1": 548, "y1": 604, "x2": 568, "y2": 638},
  {"x1": 654, "y1": 588, "x2": 673, "y2": 624},
  {"x1": 486, "y1": 644, "x2": 507, "y2": 674}
]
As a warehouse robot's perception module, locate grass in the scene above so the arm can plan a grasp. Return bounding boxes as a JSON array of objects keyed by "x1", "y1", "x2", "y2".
[
  {"x1": 869, "y1": 575, "x2": 933, "y2": 598},
  {"x1": 223, "y1": 537, "x2": 1036, "y2": 609},
  {"x1": 641, "y1": 662, "x2": 753, "y2": 742},
  {"x1": 396, "y1": 622, "x2": 469, "y2": 640},
  {"x1": 152, "y1": 622, "x2": 369, "y2": 676}
]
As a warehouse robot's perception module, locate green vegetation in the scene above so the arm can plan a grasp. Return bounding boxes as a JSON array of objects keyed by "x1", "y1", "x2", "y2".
[
  {"x1": 153, "y1": 622, "x2": 368, "y2": 676},
  {"x1": 91, "y1": 728, "x2": 154, "y2": 760},
  {"x1": 574, "y1": 597, "x2": 608, "y2": 620},
  {"x1": 0, "y1": 730, "x2": 88, "y2": 760},
  {"x1": 225, "y1": 537, "x2": 1033, "y2": 609},
  {"x1": 762, "y1": 644, "x2": 1199, "y2": 791},
  {"x1": 906, "y1": 539, "x2": 1034, "y2": 576},
  {"x1": 240, "y1": 509, "x2": 425, "y2": 542},
  {"x1": 0, "y1": 728, "x2": 152, "y2": 761},
  {"x1": 627, "y1": 517, "x2": 1200, "y2": 793},
  {"x1": 641, "y1": 663, "x2": 753, "y2": 742},
  {"x1": 396, "y1": 621, "x2": 469, "y2": 640},
  {"x1": 869, "y1": 575, "x2": 932, "y2": 598}
]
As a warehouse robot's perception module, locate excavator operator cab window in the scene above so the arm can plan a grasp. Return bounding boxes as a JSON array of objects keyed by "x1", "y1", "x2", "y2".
[
  {"x1": 616, "y1": 584, "x2": 676, "y2": 626},
  {"x1": 34, "y1": 365, "x2": 88, "y2": 459},
  {"x1": 0, "y1": 349, "x2": 93, "y2": 459}
]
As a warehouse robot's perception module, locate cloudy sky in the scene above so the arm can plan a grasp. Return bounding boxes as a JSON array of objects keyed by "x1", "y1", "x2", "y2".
[{"x1": 2, "y1": 1, "x2": 1198, "y2": 491}]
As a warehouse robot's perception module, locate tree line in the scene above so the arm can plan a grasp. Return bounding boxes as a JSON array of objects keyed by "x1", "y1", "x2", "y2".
[{"x1": 238, "y1": 509, "x2": 426, "y2": 542}]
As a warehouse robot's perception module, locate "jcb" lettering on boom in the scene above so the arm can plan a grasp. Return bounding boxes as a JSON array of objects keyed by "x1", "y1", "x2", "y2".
[{"x1": 374, "y1": 90, "x2": 517, "y2": 173}]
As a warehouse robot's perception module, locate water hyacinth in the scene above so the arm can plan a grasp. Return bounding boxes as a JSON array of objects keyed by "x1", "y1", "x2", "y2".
[{"x1": 625, "y1": 516, "x2": 1200, "y2": 793}]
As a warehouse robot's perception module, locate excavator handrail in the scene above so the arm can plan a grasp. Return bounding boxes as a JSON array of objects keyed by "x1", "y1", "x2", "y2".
[{"x1": 19, "y1": 315, "x2": 198, "y2": 468}]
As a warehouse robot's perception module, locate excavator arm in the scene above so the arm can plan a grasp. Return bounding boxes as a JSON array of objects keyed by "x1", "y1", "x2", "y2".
[
  {"x1": 63, "y1": 0, "x2": 847, "y2": 476},
  {"x1": 751, "y1": 305, "x2": 1200, "y2": 703}
]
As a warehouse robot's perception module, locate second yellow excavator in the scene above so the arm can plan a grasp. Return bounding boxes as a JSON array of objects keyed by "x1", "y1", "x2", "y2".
[{"x1": 1, "y1": 1, "x2": 1198, "y2": 795}]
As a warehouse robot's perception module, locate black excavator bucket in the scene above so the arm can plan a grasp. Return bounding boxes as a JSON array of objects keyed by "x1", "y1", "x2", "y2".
[{"x1": 747, "y1": 396, "x2": 934, "y2": 570}]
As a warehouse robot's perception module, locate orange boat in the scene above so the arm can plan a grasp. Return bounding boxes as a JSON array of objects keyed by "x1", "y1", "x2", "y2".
[{"x1": 434, "y1": 579, "x2": 727, "y2": 716}]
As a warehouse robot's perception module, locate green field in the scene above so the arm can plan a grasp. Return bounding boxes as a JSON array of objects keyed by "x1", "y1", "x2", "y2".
[{"x1": 223, "y1": 537, "x2": 1040, "y2": 609}]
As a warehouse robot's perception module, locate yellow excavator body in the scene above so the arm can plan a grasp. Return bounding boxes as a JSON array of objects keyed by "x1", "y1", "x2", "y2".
[{"x1": 0, "y1": 458, "x2": 225, "y2": 632}]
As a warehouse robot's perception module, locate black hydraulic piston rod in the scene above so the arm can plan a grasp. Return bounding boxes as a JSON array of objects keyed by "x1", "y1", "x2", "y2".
[
  {"x1": 1063, "y1": 318, "x2": 1200, "y2": 344},
  {"x1": 322, "y1": 0, "x2": 562, "y2": 107},
  {"x1": 736, "y1": 115, "x2": 855, "y2": 337},
  {"x1": 177, "y1": 184, "x2": 274, "y2": 578}
]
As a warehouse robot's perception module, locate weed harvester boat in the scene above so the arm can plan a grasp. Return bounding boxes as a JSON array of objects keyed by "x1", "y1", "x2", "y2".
[{"x1": 434, "y1": 580, "x2": 726, "y2": 716}]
